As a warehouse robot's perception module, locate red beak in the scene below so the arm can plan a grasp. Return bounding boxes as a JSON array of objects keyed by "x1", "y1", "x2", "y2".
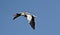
[{"x1": 13, "y1": 14, "x2": 16, "y2": 16}]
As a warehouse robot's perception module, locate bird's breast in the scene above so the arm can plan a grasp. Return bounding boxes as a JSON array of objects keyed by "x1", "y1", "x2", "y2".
[{"x1": 27, "y1": 15, "x2": 32, "y2": 22}]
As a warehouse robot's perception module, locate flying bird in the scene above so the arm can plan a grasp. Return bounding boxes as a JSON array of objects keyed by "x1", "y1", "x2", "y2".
[{"x1": 13, "y1": 12, "x2": 36, "y2": 30}]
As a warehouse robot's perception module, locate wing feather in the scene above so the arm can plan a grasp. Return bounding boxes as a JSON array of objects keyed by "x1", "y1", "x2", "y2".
[{"x1": 29, "y1": 16, "x2": 35, "y2": 29}]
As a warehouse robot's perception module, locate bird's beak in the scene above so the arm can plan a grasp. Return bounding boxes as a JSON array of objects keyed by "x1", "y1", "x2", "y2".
[{"x1": 13, "y1": 14, "x2": 17, "y2": 16}]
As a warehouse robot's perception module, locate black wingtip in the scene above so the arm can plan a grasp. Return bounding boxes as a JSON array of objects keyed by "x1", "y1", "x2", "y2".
[
  {"x1": 13, "y1": 17, "x2": 15, "y2": 20},
  {"x1": 33, "y1": 28, "x2": 35, "y2": 30},
  {"x1": 13, "y1": 18, "x2": 15, "y2": 20},
  {"x1": 32, "y1": 26, "x2": 35, "y2": 30}
]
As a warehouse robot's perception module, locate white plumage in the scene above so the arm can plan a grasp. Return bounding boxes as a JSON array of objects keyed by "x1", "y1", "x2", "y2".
[{"x1": 27, "y1": 14, "x2": 32, "y2": 22}]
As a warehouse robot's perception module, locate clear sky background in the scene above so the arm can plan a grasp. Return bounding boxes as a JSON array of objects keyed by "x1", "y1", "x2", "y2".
[{"x1": 0, "y1": 0, "x2": 60, "y2": 35}]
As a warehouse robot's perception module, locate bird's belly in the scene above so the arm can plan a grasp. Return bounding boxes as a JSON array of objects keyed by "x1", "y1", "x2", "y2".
[{"x1": 27, "y1": 15, "x2": 32, "y2": 22}]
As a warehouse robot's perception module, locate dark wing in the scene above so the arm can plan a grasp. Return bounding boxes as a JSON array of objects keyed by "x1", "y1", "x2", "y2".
[
  {"x1": 13, "y1": 13, "x2": 21, "y2": 20},
  {"x1": 29, "y1": 16, "x2": 35, "y2": 30}
]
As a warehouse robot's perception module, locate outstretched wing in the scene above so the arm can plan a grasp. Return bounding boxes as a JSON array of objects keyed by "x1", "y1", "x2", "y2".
[
  {"x1": 29, "y1": 16, "x2": 35, "y2": 29},
  {"x1": 13, "y1": 13, "x2": 21, "y2": 20}
]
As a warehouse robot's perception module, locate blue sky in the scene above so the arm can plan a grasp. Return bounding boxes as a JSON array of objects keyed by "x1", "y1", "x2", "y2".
[{"x1": 0, "y1": 0, "x2": 60, "y2": 35}]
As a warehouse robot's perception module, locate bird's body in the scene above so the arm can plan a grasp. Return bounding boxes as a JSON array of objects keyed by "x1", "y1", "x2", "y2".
[
  {"x1": 26, "y1": 14, "x2": 32, "y2": 22},
  {"x1": 13, "y1": 12, "x2": 36, "y2": 30}
]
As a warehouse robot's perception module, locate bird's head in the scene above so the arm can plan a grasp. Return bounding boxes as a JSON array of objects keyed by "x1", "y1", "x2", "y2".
[
  {"x1": 13, "y1": 13, "x2": 21, "y2": 20},
  {"x1": 13, "y1": 13, "x2": 17, "y2": 16},
  {"x1": 13, "y1": 13, "x2": 20, "y2": 16}
]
